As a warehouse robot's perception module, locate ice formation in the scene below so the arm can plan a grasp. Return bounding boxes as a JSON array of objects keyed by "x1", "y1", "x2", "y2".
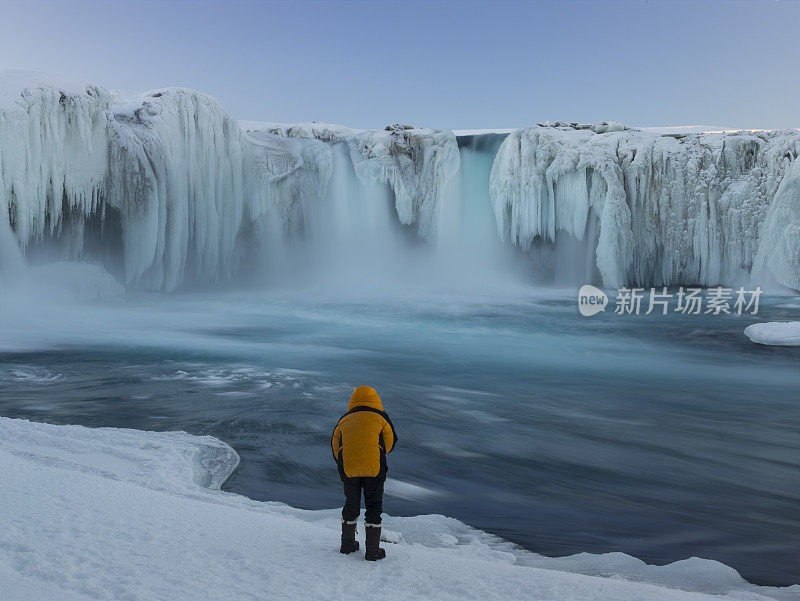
[
  {"x1": 753, "y1": 157, "x2": 800, "y2": 290},
  {"x1": 1, "y1": 71, "x2": 799, "y2": 291},
  {"x1": 258, "y1": 121, "x2": 461, "y2": 240},
  {"x1": 490, "y1": 125, "x2": 800, "y2": 289},
  {"x1": 0, "y1": 73, "x2": 333, "y2": 290},
  {"x1": 744, "y1": 321, "x2": 800, "y2": 346},
  {"x1": 0, "y1": 73, "x2": 111, "y2": 258},
  {"x1": 242, "y1": 129, "x2": 332, "y2": 238},
  {"x1": 3, "y1": 416, "x2": 797, "y2": 601},
  {"x1": 347, "y1": 126, "x2": 460, "y2": 239},
  {"x1": 107, "y1": 88, "x2": 247, "y2": 289}
]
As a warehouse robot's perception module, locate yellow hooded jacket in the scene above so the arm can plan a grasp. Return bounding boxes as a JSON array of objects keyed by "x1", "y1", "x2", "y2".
[{"x1": 331, "y1": 386, "x2": 397, "y2": 479}]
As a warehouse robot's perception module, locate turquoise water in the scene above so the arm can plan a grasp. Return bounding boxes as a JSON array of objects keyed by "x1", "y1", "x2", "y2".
[{"x1": 0, "y1": 289, "x2": 797, "y2": 585}]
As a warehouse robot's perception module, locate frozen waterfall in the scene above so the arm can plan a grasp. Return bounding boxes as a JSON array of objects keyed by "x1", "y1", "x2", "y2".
[
  {"x1": 1, "y1": 71, "x2": 798, "y2": 292},
  {"x1": 489, "y1": 126, "x2": 800, "y2": 290}
]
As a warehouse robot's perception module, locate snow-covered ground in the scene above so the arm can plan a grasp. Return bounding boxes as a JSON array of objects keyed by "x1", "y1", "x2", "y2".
[
  {"x1": 635, "y1": 125, "x2": 800, "y2": 135},
  {"x1": 744, "y1": 321, "x2": 800, "y2": 346},
  {"x1": 1, "y1": 417, "x2": 797, "y2": 601}
]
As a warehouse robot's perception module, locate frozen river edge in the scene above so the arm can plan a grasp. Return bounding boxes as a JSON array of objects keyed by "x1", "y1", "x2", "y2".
[{"x1": 1, "y1": 416, "x2": 796, "y2": 601}]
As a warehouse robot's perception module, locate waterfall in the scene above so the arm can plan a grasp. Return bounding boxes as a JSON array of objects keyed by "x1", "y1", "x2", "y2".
[
  {"x1": 298, "y1": 141, "x2": 408, "y2": 292},
  {"x1": 2, "y1": 72, "x2": 799, "y2": 293},
  {"x1": 433, "y1": 134, "x2": 527, "y2": 290}
]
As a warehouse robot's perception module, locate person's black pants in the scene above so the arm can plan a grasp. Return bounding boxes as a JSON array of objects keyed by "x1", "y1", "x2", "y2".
[{"x1": 342, "y1": 476, "x2": 384, "y2": 524}]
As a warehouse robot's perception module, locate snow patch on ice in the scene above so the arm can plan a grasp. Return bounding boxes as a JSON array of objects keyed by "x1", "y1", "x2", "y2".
[{"x1": 744, "y1": 321, "x2": 800, "y2": 346}]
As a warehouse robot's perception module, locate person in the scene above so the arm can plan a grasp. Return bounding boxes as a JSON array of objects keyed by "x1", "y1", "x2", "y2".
[{"x1": 331, "y1": 385, "x2": 397, "y2": 561}]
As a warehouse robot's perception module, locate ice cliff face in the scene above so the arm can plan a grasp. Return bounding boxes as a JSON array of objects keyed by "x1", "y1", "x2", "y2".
[
  {"x1": 348, "y1": 126, "x2": 460, "y2": 239},
  {"x1": 1, "y1": 71, "x2": 798, "y2": 291},
  {"x1": 256, "y1": 122, "x2": 461, "y2": 240},
  {"x1": 242, "y1": 130, "x2": 332, "y2": 239},
  {"x1": 491, "y1": 126, "x2": 800, "y2": 289},
  {"x1": 0, "y1": 74, "x2": 333, "y2": 290},
  {"x1": 0, "y1": 74, "x2": 111, "y2": 267},
  {"x1": 107, "y1": 88, "x2": 246, "y2": 290}
]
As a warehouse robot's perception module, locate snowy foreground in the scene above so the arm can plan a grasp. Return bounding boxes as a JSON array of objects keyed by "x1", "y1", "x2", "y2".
[
  {"x1": 1, "y1": 418, "x2": 797, "y2": 601},
  {"x1": 744, "y1": 321, "x2": 800, "y2": 346}
]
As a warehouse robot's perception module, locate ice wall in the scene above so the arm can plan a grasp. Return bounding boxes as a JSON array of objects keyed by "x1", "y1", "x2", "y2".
[
  {"x1": 0, "y1": 74, "x2": 334, "y2": 290},
  {"x1": 248, "y1": 123, "x2": 464, "y2": 291},
  {"x1": 107, "y1": 89, "x2": 246, "y2": 290},
  {"x1": 348, "y1": 126, "x2": 460, "y2": 239},
  {"x1": 258, "y1": 122, "x2": 461, "y2": 240},
  {"x1": 0, "y1": 73, "x2": 111, "y2": 258},
  {"x1": 1, "y1": 72, "x2": 799, "y2": 292},
  {"x1": 490, "y1": 125, "x2": 800, "y2": 289},
  {"x1": 242, "y1": 130, "x2": 332, "y2": 242}
]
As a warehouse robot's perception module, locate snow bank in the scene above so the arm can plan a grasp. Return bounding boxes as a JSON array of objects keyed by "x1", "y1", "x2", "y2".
[
  {"x1": 744, "y1": 321, "x2": 800, "y2": 346},
  {"x1": 453, "y1": 127, "x2": 515, "y2": 137},
  {"x1": 1, "y1": 417, "x2": 796, "y2": 601},
  {"x1": 490, "y1": 126, "x2": 800, "y2": 288},
  {"x1": 245, "y1": 120, "x2": 362, "y2": 142},
  {"x1": 0, "y1": 70, "x2": 101, "y2": 112}
]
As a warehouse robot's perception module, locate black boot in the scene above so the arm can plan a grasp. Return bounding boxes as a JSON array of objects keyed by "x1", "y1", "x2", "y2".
[
  {"x1": 364, "y1": 523, "x2": 386, "y2": 561},
  {"x1": 340, "y1": 521, "x2": 359, "y2": 554}
]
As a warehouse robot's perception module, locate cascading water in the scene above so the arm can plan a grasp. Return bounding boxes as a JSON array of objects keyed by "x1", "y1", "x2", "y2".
[
  {"x1": 292, "y1": 141, "x2": 410, "y2": 293},
  {"x1": 438, "y1": 136, "x2": 503, "y2": 259},
  {"x1": 434, "y1": 133, "x2": 530, "y2": 292}
]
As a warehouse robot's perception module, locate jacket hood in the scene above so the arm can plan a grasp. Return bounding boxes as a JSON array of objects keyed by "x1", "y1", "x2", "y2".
[{"x1": 348, "y1": 386, "x2": 384, "y2": 411}]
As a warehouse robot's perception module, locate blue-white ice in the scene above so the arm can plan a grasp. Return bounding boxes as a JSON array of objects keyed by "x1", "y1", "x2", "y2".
[
  {"x1": 1, "y1": 70, "x2": 799, "y2": 292},
  {"x1": 744, "y1": 321, "x2": 800, "y2": 346}
]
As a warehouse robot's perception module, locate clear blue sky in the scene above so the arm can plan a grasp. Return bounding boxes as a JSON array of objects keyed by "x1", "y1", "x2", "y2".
[{"x1": 0, "y1": 0, "x2": 797, "y2": 130}]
